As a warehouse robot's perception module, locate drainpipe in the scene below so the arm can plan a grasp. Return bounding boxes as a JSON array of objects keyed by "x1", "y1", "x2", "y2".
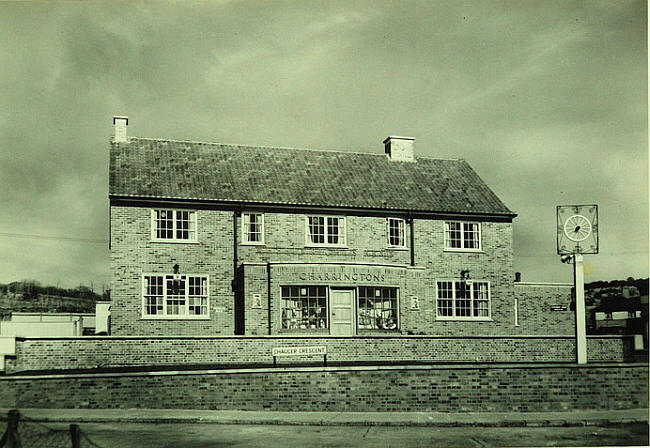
[
  {"x1": 408, "y1": 213, "x2": 415, "y2": 266},
  {"x1": 232, "y1": 209, "x2": 240, "y2": 292},
  {"x1": 267, "y1": 262, "x2": 272, "y2": 335}
]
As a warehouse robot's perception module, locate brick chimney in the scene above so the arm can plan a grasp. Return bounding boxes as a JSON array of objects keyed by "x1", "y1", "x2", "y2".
[
  {"x1": 113, "y1": 116, "x2": 128, "y2": 143},
  {"x1": 384, "y1": 136, "x2": 415, "y2": 162}
]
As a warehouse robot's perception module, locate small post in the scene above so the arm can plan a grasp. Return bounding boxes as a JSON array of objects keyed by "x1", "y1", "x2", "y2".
[
  {"x1": 273, "y1": 356, "x2": 277, "y2": 368},
  {"x1": 323, "y1": 354, "x2": 327, "y2": 367},
  {"x1": 4, "y1": 409, "x2": 19, "y2": 448},
  {"x1": 574, "y1": 254, "x2": 587, "y2": 364},
  {"x1": 70, "y1": 424, "x2": 81, "y2": 448}
]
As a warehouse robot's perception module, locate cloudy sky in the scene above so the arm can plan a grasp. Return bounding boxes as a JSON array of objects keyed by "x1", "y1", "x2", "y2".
[{"x1": 0, "y1": 1, "x2": 647, "y2": 291}]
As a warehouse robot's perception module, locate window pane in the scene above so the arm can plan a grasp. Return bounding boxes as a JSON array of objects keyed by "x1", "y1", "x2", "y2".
[
  {"x1": 436, "y1": 281, "x2": 453, "y2": 316},
  {"x1": 144, "y1": 275, "x2": 164, "y2": 315},
  {"x1": 445, "y1": 222, "x2": 461, "y2": 248},
  {"x1": 166, "y1": 275, "x2": 186, "y2": 315},
  {"x1": 472, "y1": 282, "x2": 489, "y2": 317},
  {"x1": 282, "y1": 286, "x2": 327, "y2": 329},
  {"x1": 327, "y1": 217, "x2": 339, "y2": 244},
  {"x1": 188, "y1": 276, "x2": 208, "y2": 315},
  {"x1": 308, "y1": 217, "x2": 325, "y2": 244},
  {"x1": 463, "y1": 223, "x2": 479, "y2": 249},
  {"x1": 455, "y1": 282, "x2": 471, "y2": 316},
  {"x1": 156, "y1": 210, "x2": 174, "y2": 239},
  {"x1": 245, "y1": 213, "x2": 263, "y2": 243},
  {"x1": 175, "y1": 211, "x2": 191, "y2": 239},
  {"x1": 388, "y1": 219, "x2": 405, "y2": 247}
]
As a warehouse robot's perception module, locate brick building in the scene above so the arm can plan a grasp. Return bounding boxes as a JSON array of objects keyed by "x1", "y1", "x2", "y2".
[{"x1": 109, "y1": 116, "x2": 568, "y2": 338}]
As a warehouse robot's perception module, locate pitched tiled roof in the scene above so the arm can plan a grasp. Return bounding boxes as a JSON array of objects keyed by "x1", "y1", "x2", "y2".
[{"x1": 109, "y1": 137, "x2": 515, "y2": 216}]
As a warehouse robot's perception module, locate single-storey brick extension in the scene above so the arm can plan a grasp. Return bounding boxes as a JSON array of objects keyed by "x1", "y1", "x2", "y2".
[{"x1": 109, "y1": 116, "x2": 574, "y2": 341}]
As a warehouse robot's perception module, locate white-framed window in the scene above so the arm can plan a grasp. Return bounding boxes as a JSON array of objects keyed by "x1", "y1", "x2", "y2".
[
  {"x1": 305, "y1": 215, "x2": 346, "y2": 247},
  {"x1": 151, "y1": 209, "x2": 197, "y2": 242},
  {"x1": 281, "y1": 286, "x2": 328, "y2": 329},
  {"x1": 358, "y1": 287, "x2": 399, "y2": 330},
  {"x1": 242, "y1": 212, "x2": 264, "y2": 245},
  {"x1": 142, "y1": 274, "x2": 209, "y2": 318},
  {"x1": 436, "y1": 280, "x2": 490, "y2": 320},
  {"x1": 444, "y1": 221, "x2": 481, "y2": 251},
  {"x1": 386, "y1": 218, "x2": 406, "y2": 248}
]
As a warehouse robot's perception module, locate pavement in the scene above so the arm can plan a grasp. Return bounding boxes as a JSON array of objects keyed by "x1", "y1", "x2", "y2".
[{"x1": 2, "y1": 408, "x2": 647, "y2": 427}]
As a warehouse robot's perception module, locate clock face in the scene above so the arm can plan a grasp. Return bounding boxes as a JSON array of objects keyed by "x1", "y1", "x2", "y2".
[
  {"x1": 563, "y1": 214, "x2": 592, "y2": 242},
  {"x1": 557, "y1": 205, "x2": 598, "y2": 255}
]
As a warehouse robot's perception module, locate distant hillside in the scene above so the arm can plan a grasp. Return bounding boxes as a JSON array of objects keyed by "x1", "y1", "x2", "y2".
[
  {"x1": 583, "y1": 277, "x2": 648, "y2": 307},
  {"x1": 0, "y1": 281, "x2": 108, "y2": 317},
  {"x1": 585, "y1": 277, "x2": 649, "y2": 296}
]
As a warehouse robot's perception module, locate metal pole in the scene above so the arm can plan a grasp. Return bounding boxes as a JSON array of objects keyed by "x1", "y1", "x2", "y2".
[
  {"x1": 574, "y1": 254, "x2": 587, "y2": 364},
  {"x1": 70, "y1": 424, "x2": 81, "y2": 448}
]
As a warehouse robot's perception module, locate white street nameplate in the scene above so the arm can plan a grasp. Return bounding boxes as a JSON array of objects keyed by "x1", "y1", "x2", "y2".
[{"x1": 272, "y1": 346, "x2": 327, "y2": 357}]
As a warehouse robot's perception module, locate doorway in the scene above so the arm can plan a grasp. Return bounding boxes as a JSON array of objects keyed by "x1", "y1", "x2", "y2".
[{"x1": 330, "y1": 289, "x2": 355, "y2": 336}]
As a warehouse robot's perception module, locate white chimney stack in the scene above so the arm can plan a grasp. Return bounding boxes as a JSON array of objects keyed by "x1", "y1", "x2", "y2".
[
  {"x1": 383, "y1": 136, "x2": 415, "y2": 162},
  {"x1": 113, "y1": 116, "x2": 129, "y2": 142}
]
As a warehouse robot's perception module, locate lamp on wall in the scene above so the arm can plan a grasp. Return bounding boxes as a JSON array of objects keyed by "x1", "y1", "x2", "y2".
[{"x1": 460, "y1": 270, "x2": 471, "y2": 297}]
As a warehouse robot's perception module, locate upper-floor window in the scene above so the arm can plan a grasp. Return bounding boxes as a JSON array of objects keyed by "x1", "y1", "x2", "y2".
[
  {"x1": 444, "y1": 221, "x2": 481, "y2": 251},
  {"x1": 242, "y1": 212, "x2": 264, "y2": 245},
  {"x1": 305, "y1": 215, "x2": 346, "y2": 247},
  {"x1": 151, "y1": 209, "x2": 197, "y2": 242},
  {"x1": 387, "y1": 218, "x2": 406, "y2": 248},
  {"x1": 436, "y1": 280, "x2": 490, "y2": 320},
  {"x1": 142, "y1": 274, "x2": 208, "y2": 318}
]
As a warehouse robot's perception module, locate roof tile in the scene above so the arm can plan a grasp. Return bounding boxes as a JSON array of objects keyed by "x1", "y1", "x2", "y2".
[{"x1": 109, "y1": 138, "x2": 515, "y2": 216}]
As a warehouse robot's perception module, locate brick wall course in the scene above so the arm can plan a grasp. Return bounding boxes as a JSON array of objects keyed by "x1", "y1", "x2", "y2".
[
  {"x1": 514, "y1": 284, "x2": 574, "y2": 335},
  {"x1": 4, "y1": 335, "x2": 633, "y2": 374},
  {"x1": 1, "y1": 364, "x2": 646, "y2": 412}
]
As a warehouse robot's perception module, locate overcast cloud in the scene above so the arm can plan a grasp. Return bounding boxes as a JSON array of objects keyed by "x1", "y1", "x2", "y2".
[{"x1": 0, "y1": 1, "x2": 646, "y2": 290}]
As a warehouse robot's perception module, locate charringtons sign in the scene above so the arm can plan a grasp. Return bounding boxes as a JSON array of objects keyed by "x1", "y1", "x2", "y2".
[{"x1": 298, "y1": 272, "x2": 386, "y2": 282}]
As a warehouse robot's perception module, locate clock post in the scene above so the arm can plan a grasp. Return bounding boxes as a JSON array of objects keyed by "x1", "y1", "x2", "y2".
[
  {"x1": 573, "y1": 254, "x2": 587, "y2": 364},
  {"x1": 557, "y1": 205, "x2": 598, "y2": 365}
]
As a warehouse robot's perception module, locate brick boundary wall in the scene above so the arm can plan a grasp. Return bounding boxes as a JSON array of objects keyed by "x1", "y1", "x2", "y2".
[
  {"x1": 5, "y1": 335, "x2": 635, "y2": 374},
  {"x1": 0, "y1": 363, "x2": 646, "y2": 412}
]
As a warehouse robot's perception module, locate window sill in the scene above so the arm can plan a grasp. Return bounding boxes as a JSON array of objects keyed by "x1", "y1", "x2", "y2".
[
  {"x1": 141, "y1": 315, "x2": 210, "y2": 320},
  {"x1": 436, "y1": 317, "x2": 493, "y2": 322},
  {"x1": 303, "y1": 245, "x2": 349, "y2": 249},
  {"x1": 443, "y1": 248, "x2": 484, "y2": 253},
  {"x1": 386, "y1": 246, "x2": 408, "y2": 251},
  {"x1": 241, "y1": 242, "x2": 266, "y2": 246},
  {"x1": 358, "y1": 328, "x2": 400, "y2": 333},
  {"x1": 150, "y1": 239, "x2": 200, "y2": 244},
  {"x1": 278, "y1": 328, "x2": 330, "y2": 334}
]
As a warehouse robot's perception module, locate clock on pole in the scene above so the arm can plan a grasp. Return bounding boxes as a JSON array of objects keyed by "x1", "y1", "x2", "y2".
[
  {"x1": 556, "y1": 204, "x2": 598, "y2": 365},
  {"x1": 557, "y1": 205, "x2": 598, "y2": 255}
]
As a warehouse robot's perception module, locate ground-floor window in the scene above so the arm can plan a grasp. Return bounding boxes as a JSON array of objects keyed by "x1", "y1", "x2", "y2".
[
  {"x1": 436, "y1": 280, "x2": 490, "y2": 319},
  {"x1": 280, "y1": 285, "x2": 400, "y2": 331},
  {"x1": 143, "y1": 274, "x2": 209, "y2": 318},
  {"x1": 281, "y1": 286, "x2": 328, "y2": 329},
  {"x1": 358, "y1": 287, "x2": 398, "y2": 330}
]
